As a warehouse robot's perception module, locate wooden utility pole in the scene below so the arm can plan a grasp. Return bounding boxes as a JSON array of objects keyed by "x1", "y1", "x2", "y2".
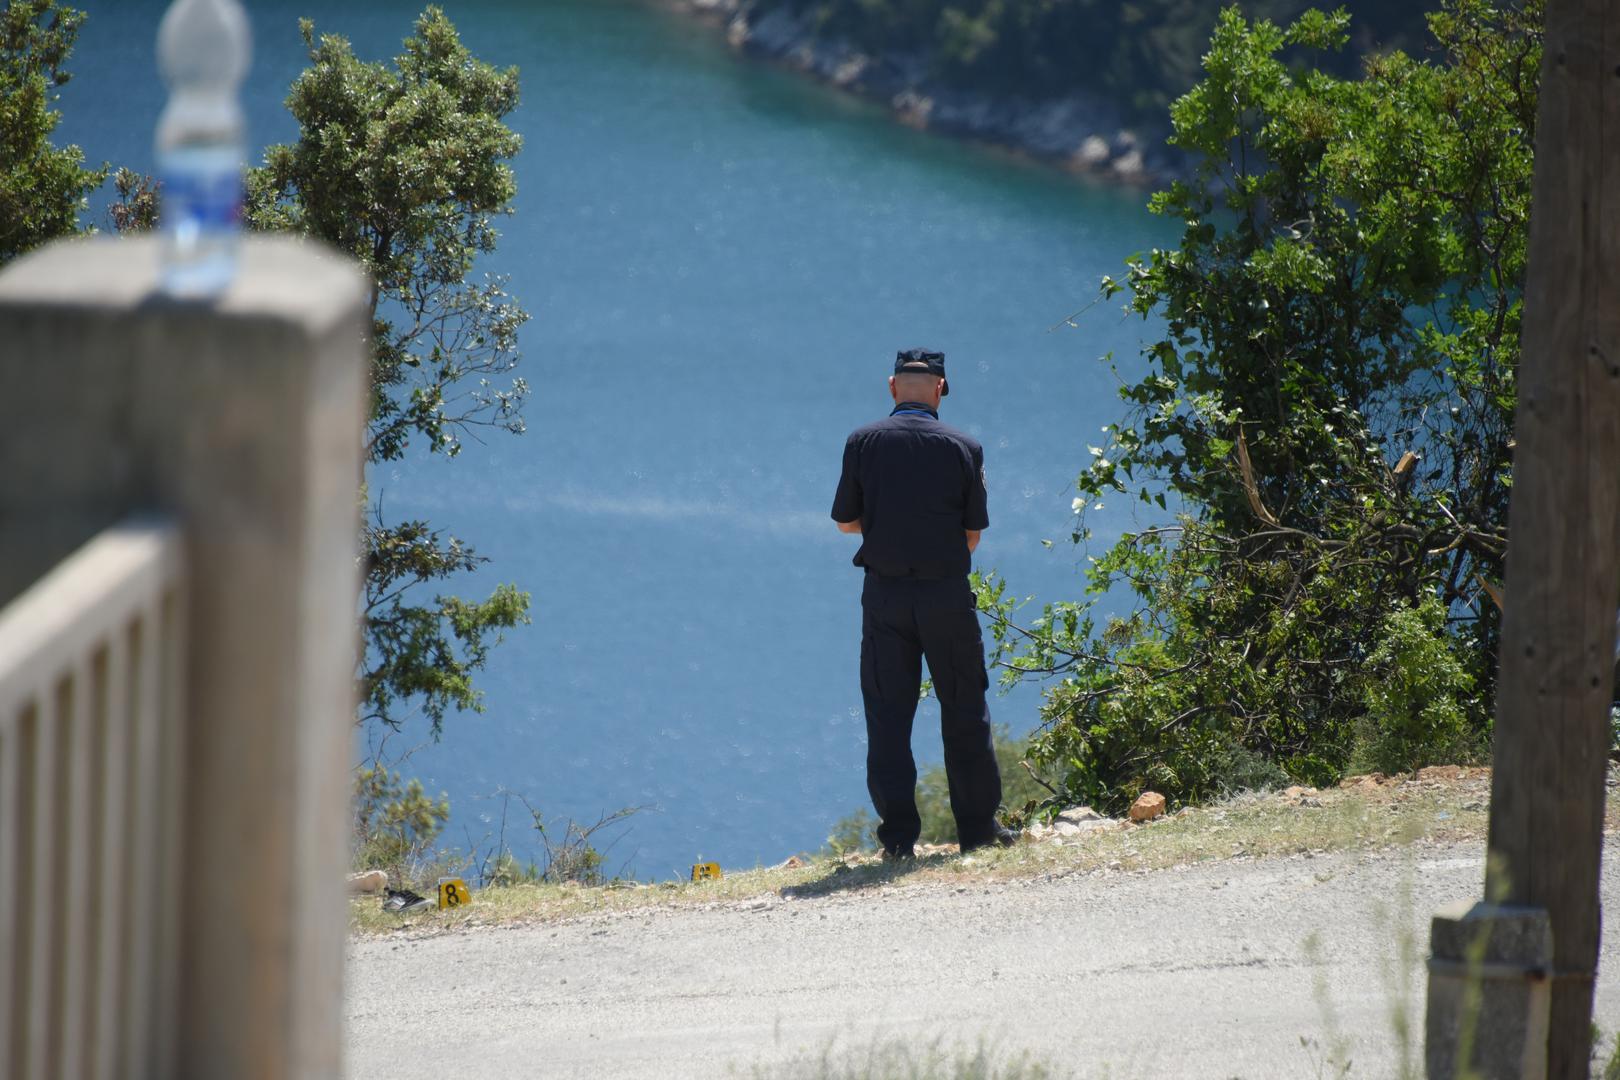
[{"x1": 1477, "y1": 0, "x2": 1620, "y2": 1073}]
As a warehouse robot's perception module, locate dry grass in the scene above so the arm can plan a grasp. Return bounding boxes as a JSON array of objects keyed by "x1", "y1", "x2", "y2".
[
  {"x1": 733, "y1": 1035, "x2": 1066, "y2": 1079},
  {"x1": 349, "y1": 767, "x2": 1620, "y2": 939}
]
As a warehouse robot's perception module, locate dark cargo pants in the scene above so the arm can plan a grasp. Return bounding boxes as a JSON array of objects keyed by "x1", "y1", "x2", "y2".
[{"x1": 859, "y1": 573, "x2": 1003, "y2": 852}]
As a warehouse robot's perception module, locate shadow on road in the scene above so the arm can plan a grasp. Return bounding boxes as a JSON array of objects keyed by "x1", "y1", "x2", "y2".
[{"x1": 779, "y1": 853, "x2": 952, "y2": 900}]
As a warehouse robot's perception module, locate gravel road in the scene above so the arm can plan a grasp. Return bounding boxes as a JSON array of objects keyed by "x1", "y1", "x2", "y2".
[{"x1": 346, "y1": 841, "x2": 1620, "y2": 1078}]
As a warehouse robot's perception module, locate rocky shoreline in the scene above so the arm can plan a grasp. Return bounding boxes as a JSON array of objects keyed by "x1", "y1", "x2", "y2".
[{"x1": 669, "y1": 0, "x2": 1182, "y2": 186}]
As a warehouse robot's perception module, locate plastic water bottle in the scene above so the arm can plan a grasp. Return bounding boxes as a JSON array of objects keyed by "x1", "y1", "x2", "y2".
[{"x1": 155, "y1": 0, "x2": 251, "y2": 298}]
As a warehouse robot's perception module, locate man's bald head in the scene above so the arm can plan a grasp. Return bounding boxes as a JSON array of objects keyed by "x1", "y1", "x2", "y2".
[{"x1": 890, "y1": 372, "x2": 945, "y2": 408}]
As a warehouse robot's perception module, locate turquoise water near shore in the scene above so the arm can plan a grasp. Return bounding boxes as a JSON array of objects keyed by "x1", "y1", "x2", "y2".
[{"x1": 59, "y1": 0, "x2": 1176, "y2": 876}]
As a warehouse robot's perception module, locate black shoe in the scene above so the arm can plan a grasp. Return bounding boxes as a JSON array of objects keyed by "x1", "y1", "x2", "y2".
[
  {"x1": 960, "y1": 821, "x2": 1020, "y2": 854},
  {"x1": 880, "y1": 844, "x2": 915, "y2": 863},
  {"x1": 382, "y1": 887, "x2": 432, "y2": 914}
]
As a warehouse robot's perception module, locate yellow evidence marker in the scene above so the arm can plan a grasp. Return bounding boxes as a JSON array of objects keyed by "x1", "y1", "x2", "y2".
[
  {"x1": 437, "y1": 877, "x2": 472, "y2": 909},
  {"x1": 690, "y1": 862, "x2": 722, "y2": 883}
]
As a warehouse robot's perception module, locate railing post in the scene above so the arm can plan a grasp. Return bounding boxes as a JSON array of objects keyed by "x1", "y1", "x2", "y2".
[
  {"x1": 1426, "y1": 901, "x2": 1553, "y2": 1079},
  {"x1": 0, "y1": 235, "x2": 369, "y2": 1080}
]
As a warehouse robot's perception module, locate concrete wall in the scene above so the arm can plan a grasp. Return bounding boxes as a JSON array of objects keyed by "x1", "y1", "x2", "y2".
[{"x1": 0, "y1": 235, "x2": 370, "y2": 1080}]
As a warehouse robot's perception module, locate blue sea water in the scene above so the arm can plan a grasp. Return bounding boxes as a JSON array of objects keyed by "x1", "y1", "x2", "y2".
[{"x1": 59, "y1": 0, "x2": 1177, "y2": 877}]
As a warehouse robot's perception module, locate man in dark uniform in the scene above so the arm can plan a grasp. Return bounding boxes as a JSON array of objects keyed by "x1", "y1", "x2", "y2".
[{"x1": 830, "y1": 348, "x2": 1017, "y2": 860}]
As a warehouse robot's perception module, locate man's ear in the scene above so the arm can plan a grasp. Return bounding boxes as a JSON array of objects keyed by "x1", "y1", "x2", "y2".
[{"x1": 888, "y1": 376, "x2": 899, "y2": 401}]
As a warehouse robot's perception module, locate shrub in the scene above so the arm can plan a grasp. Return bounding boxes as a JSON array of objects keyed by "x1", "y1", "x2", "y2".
[
  {"x1": 352, "y1": 764, "x2": 451, "y2": 885},
  {"x1": 976, "y1": 0, "x2": 1536, "y2": 814},
  {"x1": 1353, "y1": 598, "x2": 1478, "y2": 774}
]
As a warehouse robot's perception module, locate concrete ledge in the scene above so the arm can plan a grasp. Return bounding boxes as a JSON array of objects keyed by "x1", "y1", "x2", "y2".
[
  {"x1": 0, "y1": 233, "x2": 368, "y2": 1079},
  {"x1": 0, "y1": 234, "x2": 368, "y2": 338}
]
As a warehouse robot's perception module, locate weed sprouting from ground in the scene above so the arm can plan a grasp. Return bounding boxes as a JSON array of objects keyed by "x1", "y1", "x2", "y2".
[
  {"x1": 1302, "y1": 931, "x2": 1355, "y2": 1075},
  {"x1": 738, "y1": 1035, "x2": 1067, "y2": 1080},
  {"x1": 1299, "y1": 850, "x2": 1432, "y2": 1078},
  {"x1": 1599, "y1": 1028, "x2": 1620, "y2": 1079},
  {"x1": 1369, "y1": 869, "x2": 1422, "y2": 1079},
  {"x1": 1297, "y1": 1034, "x2": 1353, "y2": 1079}
]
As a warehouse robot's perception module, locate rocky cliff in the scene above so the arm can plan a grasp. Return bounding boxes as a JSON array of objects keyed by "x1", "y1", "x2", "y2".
[{"x1": 671, "y1": 0, "x2": 1182, "y2": 185}]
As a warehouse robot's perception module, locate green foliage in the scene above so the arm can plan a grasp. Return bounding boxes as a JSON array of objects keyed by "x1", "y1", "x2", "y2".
[
  {"x1": 825, "y1": 727, "x2": 1048, "y2": 852},
  {"x1": 824, "y1": 807, "x2": 878, "y2": 856},
  {"x1": 979, "y1": 0, "x2": 1536, "y2": 812},
  {"x1": 246, "y1": 5, "x2": 529, "y2": 464},
  {"x1": 752, "y1": 0, "x2": 1430, "y2": 124},
  {"x1": 481, "y1": 849, "x2": 542, "y2": 888},
  {"x1": 753, "y1": 1035, "x2": 1061, "y2": 1080},
  {"x1": 917, "y1": 725, "x2": 1052, "y2": 838},
  {"x1": 1202, "y1": 736, "x2": 1293, "y2": 796},
  {"x1": 353, "y1": 763, "x2": 451, "y2": 881},
  {"x1": 1355, "y1": 597, "x2": 1477, "y2": 774},
  {"x1": 1602, "y1": 1027, "x2": 1620, "y2": 1080},
  {"x1": 0, "y1": 0, "x2": 105, "y2": 264},
  {"x1": 361, "y1": 516, "x2": 529, "y2": 737},
  {"x1": 107, "y1": 166, "x2": 158, "y2": 234},
  {"x1": 473, "y1": 799, "x2": 641, "y2": 893},
  {"x1": 528, "y1": 814, "x2": 608, "y2": 886},
  {"x1": 246, "y1": 7, "x2": 532, "y2": 737}
]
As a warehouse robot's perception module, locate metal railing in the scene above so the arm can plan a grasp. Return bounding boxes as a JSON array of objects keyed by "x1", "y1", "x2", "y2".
[{"x1": 0, "y1": 517, "x2": 187, "y2": 1080}]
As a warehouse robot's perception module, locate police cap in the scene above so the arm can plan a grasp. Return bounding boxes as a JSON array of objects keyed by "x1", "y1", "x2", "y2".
[{"x1": 894, "y1": 348, "x2": 949, "y2": 396}]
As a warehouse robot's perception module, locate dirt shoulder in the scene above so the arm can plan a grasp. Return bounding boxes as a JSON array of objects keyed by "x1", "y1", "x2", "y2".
[
  {"x1": 351, "y1": 766, "x2": 1595, "y2": 939},
  {"x1": 345, "y1": 772, "x2": 1620, "y2": 1080}
]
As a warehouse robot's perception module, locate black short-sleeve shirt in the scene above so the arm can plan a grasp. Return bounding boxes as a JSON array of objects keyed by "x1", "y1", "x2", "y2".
[{"x1": 830, "y1": 403, "x2": 989, "y2": 579}]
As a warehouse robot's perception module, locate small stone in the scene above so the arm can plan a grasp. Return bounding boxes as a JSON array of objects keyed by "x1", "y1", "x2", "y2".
[
  {"x1": 776, "y1": 855, "x2": 806, "y2": 870},
  {"x1": 1056, "y1": 806, "x2": 1104, "y2": 826},
  {"x1": 1073, "y1": 135, "x2": 1110, "y2": 167},
  {"x1": 893, "y1": 91, "x2": 935, "y2": 128},
  {"x1": 1110, "y1": 149, "x2": 1145, "y2": 178},
  {"x1": 1129, "y1": 791, "x2": 1167, "y2": 822},
  {"x1": 831, "y1": 54, "x2": 869, "y2": 87}
]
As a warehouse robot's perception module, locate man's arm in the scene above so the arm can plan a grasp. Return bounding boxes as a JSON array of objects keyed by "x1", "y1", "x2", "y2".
[
  {"x1": 831, "y1": 436, "x2": 863, "y2": 532},
  {"x1": 837, "y1": 519, "x2": 863, "y2": 534},
  {"x1": 964, "y1": 445, "x2": 989, "y2": 553}
]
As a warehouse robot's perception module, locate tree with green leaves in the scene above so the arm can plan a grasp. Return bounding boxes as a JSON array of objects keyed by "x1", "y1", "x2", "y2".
[
  {"x1": 979, "y1": 0, "x2": 1538, "y2": 814},
  {"x1": 0, "y1": 0, "x2": 104, "y2": 264},
  {"x1": 246, "y1": 7, "x2": 532, "y2": 745}
]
